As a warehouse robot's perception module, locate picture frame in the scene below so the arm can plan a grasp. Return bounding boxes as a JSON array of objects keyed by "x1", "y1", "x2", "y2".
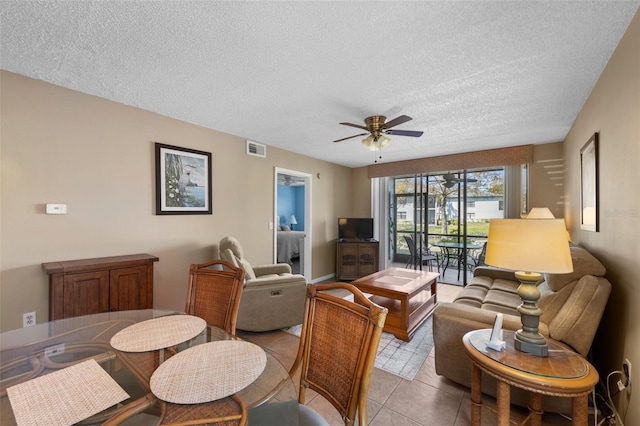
[
  {"x1": 155, "y1": 143, "x2": 212, "y2": 215},
  {"x1": 580, "y1": 133, "x2": 598, "y2": 231}
]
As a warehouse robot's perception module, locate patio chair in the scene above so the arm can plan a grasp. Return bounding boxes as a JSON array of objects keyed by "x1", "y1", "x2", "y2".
[
  {"x1": 404, "y1": 234, "x2": 439, "y2": 272},
  {"x1": 466, "y1": 241, "x2": 487, "y2": 272}
]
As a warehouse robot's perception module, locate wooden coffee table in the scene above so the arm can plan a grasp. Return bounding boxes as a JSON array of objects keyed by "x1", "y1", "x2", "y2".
[{"x1": 352, "y1": 267, "x2": 439, "y2": 341}]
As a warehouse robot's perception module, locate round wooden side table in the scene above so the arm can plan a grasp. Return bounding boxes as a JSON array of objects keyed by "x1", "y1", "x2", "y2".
[{"x1": 463, "y1": 329, "x2": 599, "y2": 426}]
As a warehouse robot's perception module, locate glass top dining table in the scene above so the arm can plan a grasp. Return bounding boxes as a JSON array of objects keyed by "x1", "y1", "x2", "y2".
[
  {"x1": 432, "y1": 241, "x2": 482, "y2": 276},
  {"x1": 0, "y1": 309, "x2": 298, "y2": 425}
]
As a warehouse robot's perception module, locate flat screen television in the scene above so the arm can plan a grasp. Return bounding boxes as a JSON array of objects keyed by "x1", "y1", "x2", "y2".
[{"x1": 338, "y1": 218, "x2": 374, "y2": 240}]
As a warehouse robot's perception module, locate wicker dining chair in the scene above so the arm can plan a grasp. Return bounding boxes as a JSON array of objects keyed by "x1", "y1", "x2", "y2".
[
  {"x1": 290, "y1": 282, "x2": 388, "y2": 426},
  {"x1": 185, "y1": 259, "x2": 245, "y2": 335}
]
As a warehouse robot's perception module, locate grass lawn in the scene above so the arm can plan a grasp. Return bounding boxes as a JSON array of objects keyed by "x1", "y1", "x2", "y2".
[{"x1": 395, "y1": 221, "x2": 489, "y2": 254}]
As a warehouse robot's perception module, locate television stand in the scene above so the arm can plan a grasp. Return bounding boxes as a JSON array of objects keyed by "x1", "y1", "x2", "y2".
[{"x1": 335, "y1": 239, "x2": 379, "y2": 280}]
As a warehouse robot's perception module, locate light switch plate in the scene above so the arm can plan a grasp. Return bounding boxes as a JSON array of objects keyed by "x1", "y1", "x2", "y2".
[{"x1": 46, "y1": 204, "x2": 67, "y2": 214}]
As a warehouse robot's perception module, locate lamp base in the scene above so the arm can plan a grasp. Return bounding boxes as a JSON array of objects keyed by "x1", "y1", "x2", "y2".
[
  {"x1": 514, "y1": 334, "x2": 549, "y2": 357},
  {"x1": 514, "y1": 271, "x2": 548, "y2": 357}
]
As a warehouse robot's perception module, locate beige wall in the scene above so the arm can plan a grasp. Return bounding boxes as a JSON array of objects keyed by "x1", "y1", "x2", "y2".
[
  {"x1": 564, "y1": 10, "x2": 639, "y2": 424},
  {"x1": 0, "y1": 71, "x2": 358, "y2": 332},
  {"x1": 350, "y1": 167, "x2": 373, "y2": 217},
  {"x1": 529, "y1": 142, "x2": 565, "y2": 217}
]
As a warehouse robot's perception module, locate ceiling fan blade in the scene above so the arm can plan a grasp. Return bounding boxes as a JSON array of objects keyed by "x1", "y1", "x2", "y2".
[
  {"x1": 333, "y1": 132, "x2": 369, "y2": 143},
  {"x1": 383, "y1": 115, "x2": 412, "y2": 129},
  {"x1": 386, "y1": 129, "x2": 424, "y2": 137},
  {"x1": 339, "y1": 122, "x2": 369, "y2": 131}
]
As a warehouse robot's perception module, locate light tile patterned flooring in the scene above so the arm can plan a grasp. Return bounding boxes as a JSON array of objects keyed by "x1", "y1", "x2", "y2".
[{"x1": 239, "y1": 282, "x2": 578, "y2": 425}]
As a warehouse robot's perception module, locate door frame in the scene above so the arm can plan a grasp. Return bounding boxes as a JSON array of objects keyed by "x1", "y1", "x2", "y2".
[{"x1": 274, "y1": 167, "x2": 312, "y2": 281}]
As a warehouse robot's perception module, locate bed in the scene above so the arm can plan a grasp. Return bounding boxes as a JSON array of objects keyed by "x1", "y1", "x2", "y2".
[{"x1": 277, "y1": 228, "x2": 306, "y2": 264}]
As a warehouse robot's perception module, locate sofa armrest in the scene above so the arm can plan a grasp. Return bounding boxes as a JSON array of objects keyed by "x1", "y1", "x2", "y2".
[
  {"x1": 435, "y1": 302, "x2": 523, "y2": 332},
  {"x1": 253, "y1": 264, "x2": 292, "y2": 276},
  {"x1": 434, "y1": 302, "x2": 525, "y2": 388},
  {"x1": 473, "y1": 266, "x2": 518, "y2": 282}
]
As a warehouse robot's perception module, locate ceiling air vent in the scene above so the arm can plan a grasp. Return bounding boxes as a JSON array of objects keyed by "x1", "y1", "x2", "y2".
[{"x1": 246, "y1": 140, "x2": 266, "y2": 158}]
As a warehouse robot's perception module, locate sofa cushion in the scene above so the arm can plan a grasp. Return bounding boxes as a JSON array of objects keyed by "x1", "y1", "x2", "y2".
[
  {"x1": 538, "y1": 280, "x2": 577, "y2": 325},
  {"x1": 453, "y1": 275, "x2": 522, "y2": 318},
  {"x1": 465, "y1": 275, "x2": 493, "y2": 291},
  {"x1": 548, "y1": 275, "x2": 611, "y2": 354},
  {"x1": 453, "y1": 285, "x2": 489, "y2": 307},
  {"x1": 482, "y1": 289, "x2": 522, "y2": 312},
  {"x1": 489, "y1": 279, "x2": 520, "y2": 294},
  {"x1": 544, "y1": 246, "x2": 606, "y2": 291}
]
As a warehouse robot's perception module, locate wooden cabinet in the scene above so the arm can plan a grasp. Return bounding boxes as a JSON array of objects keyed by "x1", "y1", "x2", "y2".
[
  {"x1": 43, "y1": 254, "x2": 159, "y2": 320},
  {"x1": 336, "y1": 240, "x2": 379, "y2": 280}
]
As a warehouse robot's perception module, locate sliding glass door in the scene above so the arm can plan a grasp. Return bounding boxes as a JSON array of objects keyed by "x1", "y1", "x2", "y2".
[{"x1": 390, "y1": 169, "x2": 505, "y2": 285}]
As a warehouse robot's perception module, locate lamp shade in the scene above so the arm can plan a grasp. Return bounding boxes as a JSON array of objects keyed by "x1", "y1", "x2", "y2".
[
  {"x1": 288, "y1": 215, "x2": 297, "y2": 225},
  {"x1": 525, "y1": 207, "x2": 555, "y2": 219},
  {"x1": 485, "y1": 219, "x2": 572, "y2": 274}
]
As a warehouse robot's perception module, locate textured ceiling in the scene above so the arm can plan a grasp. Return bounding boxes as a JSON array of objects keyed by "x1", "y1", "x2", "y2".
[{"x1": 1, "y1": 1, "x2": 638, "y2": 168}]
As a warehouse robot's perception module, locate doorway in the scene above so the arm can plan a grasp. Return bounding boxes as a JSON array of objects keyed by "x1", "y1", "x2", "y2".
[
  {"x1": 274, "y1": 167, "x2": 312, "y2": 281},
  {"x1": 388, "y1": 169, "x2": 505, "y2": 285}
]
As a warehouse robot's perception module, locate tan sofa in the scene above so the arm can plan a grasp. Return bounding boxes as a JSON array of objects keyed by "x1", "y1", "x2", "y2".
[
  {"x1": 433, "y1": 245, "x2": 611, "y2": 412},
  {"x1": 219, "y1": 236, "x2": 307, "y2": 332}
]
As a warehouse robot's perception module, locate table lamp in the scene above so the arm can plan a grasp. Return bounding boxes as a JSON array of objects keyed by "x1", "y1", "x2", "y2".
[
  {"x1": 525, "y1": 207, "x2": 555, "y2": 219},
  {"x1": 485, "y1": 218, "x2": 572, "y2": 357},
  {"x1": 289, "y1": 214, "x2": 297, "y2": 230}
]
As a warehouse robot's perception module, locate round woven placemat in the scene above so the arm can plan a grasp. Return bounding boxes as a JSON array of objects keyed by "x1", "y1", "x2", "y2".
[
  {"x1": 110, "y1": 315, "x2": 206, "y2": 352},
  {"x1": 150, "y1": 340, "x2": 267, "y2": 404}
]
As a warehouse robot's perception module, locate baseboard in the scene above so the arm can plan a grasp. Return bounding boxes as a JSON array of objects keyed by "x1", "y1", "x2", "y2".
[{"x1": 311, "y1": 273, "x2": 335, "y2": 283}]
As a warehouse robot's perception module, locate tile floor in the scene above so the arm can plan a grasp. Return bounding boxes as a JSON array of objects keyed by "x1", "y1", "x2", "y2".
[{"x1": 238, "y1": 282, "x2": 579, "y2": 425}]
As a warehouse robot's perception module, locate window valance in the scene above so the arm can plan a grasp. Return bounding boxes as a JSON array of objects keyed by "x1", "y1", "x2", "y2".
[{"x1": 367, "y1": 145, "x2": 533, "y2": 178}]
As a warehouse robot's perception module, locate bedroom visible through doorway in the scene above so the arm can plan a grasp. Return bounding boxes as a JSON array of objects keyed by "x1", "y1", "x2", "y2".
[{"x1": 274, "y1": 168, "x2": 312, "y2": 281}]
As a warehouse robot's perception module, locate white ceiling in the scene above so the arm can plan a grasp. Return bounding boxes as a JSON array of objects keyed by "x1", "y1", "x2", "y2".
[{"x1": 1, "y1": 1, "x2": 638, "y2": 168}]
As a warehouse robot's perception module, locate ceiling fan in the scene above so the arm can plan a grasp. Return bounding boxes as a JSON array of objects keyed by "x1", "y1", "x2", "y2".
[
  {"x1": 278, "y1": 174, "x2": 304, "y2": 186},
  {"x1": 334, "y1": 115, "x2": 424, "y2": 152},
  {"x1": 439, "y1": 172, "x2": 478, "y2": 188}
]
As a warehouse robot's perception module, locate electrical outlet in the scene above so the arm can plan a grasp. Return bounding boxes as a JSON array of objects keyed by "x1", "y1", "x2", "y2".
[
  {"x1": 23, "y1": 311, "x2": 36, "y2": 327},
  {"x1": 623, "y1": 358, "x2": 632, "y2": 384}
]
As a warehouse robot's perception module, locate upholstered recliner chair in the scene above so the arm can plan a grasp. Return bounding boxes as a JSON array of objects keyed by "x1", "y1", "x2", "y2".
[
  {"x1": 433, "y1": 244, "x2": 611, "y2": 413},
  {"x1": 219, "y1": 236, "x2": 307, "y2": 332}
]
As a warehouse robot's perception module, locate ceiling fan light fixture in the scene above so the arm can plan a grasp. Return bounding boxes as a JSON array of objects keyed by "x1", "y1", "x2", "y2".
[{"x1": 361, "y1": 135, "x2": 391, "y2": 151}]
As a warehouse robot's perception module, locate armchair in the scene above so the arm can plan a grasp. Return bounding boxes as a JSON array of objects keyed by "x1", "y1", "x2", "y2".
[{"x1": 219, "y1": 236, "x2": 307, "y2": 332}]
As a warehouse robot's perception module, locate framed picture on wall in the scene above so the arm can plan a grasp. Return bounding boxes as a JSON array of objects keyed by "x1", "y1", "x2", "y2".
[
  {"x1": 580, "y1": 133, "x2": 598, "y2": 231},
  {"x1": 155, "y1": 143, "x2": 212, "y2": 215}
]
